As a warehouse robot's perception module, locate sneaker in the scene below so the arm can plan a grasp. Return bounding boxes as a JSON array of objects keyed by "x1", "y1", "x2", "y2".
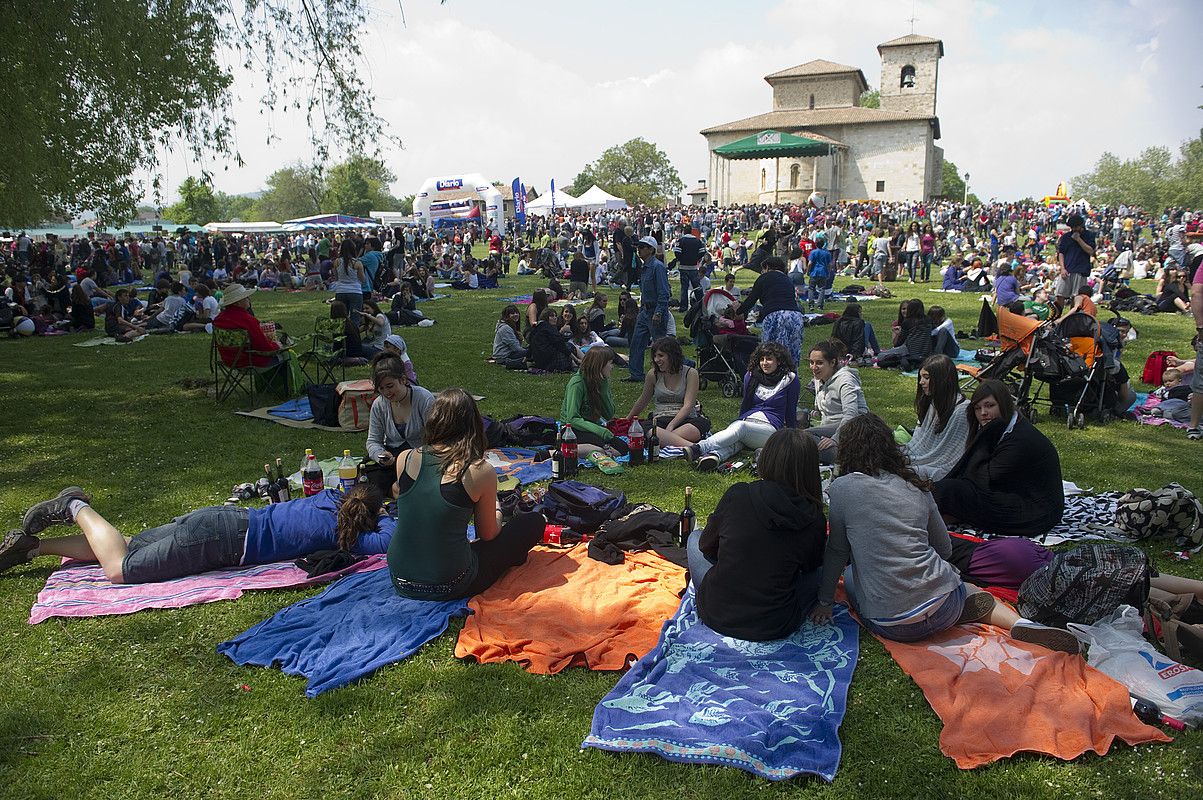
[
  {"x1": 417, "y1": 319, "x2": 435, "y2": 327},
  {"x1": 957, "y1": 591, "x2": 996, "y2": 625},
  {"x1": 1010, "y1": 620, "x2": 1082, "y2": 654},
  {"x1": 685, "y1": 444, "x2": 702, "y2": 464},
  {"x1": 0, "y1": 530, "x2": 39, "y2": 574},
  {"x1": 1188, "y1": 427, "x2": 1203, "y2": 441},
  {"x1": 697, "y1": 454, "x2": 720, "y2": 472},
  {"x1": 21, "y1": 486, "x2": 91, "y2": 535}
]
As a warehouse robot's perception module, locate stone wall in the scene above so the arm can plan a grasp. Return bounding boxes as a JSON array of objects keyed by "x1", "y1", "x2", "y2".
[
  {"x1": 771, "y1": 75, "x2": 862, "y2": 110},
  {"x1": 878, "y1": 43, "x2": 940, "y2": 117}
]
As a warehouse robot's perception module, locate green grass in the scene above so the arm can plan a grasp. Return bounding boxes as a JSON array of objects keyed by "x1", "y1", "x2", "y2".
[{"x1": 1, "y1": 263, "x2": 1201, "y2": 799}]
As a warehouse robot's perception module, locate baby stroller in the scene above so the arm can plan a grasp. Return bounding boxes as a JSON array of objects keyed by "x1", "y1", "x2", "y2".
[
  {"x1": 687, "y1": 288, "x2": 757, "y2": 397},
  {"x1": 1042, "y1": 311, "x2": 1125, "y2": 428}
]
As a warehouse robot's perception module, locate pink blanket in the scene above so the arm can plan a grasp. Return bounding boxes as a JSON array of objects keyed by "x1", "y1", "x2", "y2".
[{"x1": 28, "y1": 554, "x2": 387, "y2": 624}]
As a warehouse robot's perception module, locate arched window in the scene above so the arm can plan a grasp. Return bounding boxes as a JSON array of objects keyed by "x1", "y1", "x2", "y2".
[
  {"x1": 809, "y1": 93, "x2": 815, "y2": 109},
  {"x1": 789, "y1": 164, "x2": 801, "y2": 189},
  {"x1": 760, "y1": 169, "x2": 766, "y2": 191},
  {"x1": 900, "y1": 65, "x2": 916, "y2": 89}
]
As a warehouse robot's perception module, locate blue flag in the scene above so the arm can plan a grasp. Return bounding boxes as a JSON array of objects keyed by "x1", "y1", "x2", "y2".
[{"x1": 512, "y1": 177, "x2": 526, "y2": 226}]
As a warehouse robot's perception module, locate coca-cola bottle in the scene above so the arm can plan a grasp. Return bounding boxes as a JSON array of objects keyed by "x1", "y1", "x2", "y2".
[
  {"x1": 561, "y1": 424, "x2": 578, "y2": 477},
  {"x1": 628, "y1": 417, "x2": 645, "y2": 466}
]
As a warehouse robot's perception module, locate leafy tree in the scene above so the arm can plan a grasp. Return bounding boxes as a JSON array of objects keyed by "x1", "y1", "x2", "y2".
[
  {"x1": 163, "y1": 177, "x2": 220, "y2": 226},
  {"x1": 1167, "y1": 131, "x2": 1203, "y2": 208},
  {"x1": 859, "y1": 88, "x2": 880, "y2": 109},
  {"x1": 571, "y1": 138, "x2": 683, "y2": 207},
  {"x1": 252, "y1": 163, "x2": 326, "y2": 222},
  {"x1": 323, "y1": 155, "x2": 397, "y2": 217},
  {"x1": 941, "y1": 160, "x2": 979, "y2": 204},
  {"x1": 0, "y1": 0, "x2": 387, "y2": 228},
  {"x1": 1072, "y1": 145, "x2": 1180, "y2": 209},
  {"x1": 215, "y1": 192, "x2": 258, "y2": 223},
  {"x1": 397, "y1": 194, "x2": 416, "y2": 215}
]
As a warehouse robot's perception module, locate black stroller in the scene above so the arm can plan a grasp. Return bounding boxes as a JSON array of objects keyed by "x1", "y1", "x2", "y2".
[{"x1": 686, "y1": 287, "x2": 757, "y2": 397}]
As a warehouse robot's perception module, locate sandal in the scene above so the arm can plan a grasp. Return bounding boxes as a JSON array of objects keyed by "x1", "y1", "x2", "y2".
[{"x1": 587, "y1": 451, "x2": 625, "y2": 475}]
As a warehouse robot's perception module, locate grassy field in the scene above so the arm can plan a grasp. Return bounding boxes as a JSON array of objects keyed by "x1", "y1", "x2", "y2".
[{"x1": 0, "y1": 262, "x2": 1200, "y2": 799}]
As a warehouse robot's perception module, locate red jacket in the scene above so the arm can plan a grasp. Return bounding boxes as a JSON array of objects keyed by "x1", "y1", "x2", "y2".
[{"x1": 213, "y1": 305, "x2": 279, "y2": 367}]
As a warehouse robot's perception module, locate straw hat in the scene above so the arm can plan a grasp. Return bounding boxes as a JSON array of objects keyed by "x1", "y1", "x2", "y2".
[{"x1": 219, "y1": 284, "x2": 257, "y2": 307}]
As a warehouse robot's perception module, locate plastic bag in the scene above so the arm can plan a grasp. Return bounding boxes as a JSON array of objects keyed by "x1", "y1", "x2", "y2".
[{"x1": 1068, "y1": 605, "x2": 1203, "y2": 726}]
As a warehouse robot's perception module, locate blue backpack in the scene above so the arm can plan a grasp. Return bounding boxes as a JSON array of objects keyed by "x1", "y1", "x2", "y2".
[{"x1": 539, "y1": 480, "x2": 626, "y2": 533}]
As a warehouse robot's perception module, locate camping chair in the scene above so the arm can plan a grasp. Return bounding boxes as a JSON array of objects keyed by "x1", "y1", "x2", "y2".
[
  {"x1": 298, "y1": 317, "x2": 349, "y2": 386},
  {"x1": 210, "y1": 327, "x2": 289, "y2": 404}
]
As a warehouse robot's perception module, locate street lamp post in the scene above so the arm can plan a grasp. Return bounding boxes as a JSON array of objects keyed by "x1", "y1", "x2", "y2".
[{"x1": 963, "y1": 172, "x2": 970, "y2": 205}]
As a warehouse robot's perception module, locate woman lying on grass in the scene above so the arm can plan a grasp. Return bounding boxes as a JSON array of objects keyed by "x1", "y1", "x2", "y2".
[
  {"x1": 810, "y1": 413, "x2": 1080, "y2": 654},
  {"x1": 689, "y1": 428, "x2": 826, "y2": 641},
  {"x1": 387, "y1": 388, "x2": 545, "y2": 601},
  {"x1": 1, "y1": 484, "x2": 392, "y2": 584}
]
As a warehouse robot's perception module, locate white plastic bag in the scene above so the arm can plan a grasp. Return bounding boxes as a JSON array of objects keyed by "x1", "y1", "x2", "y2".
[{"x1": 1068, "y1": 605, "x2": 1203, "y2": 726}]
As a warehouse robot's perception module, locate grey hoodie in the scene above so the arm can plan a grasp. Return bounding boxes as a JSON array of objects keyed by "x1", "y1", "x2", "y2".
[{"x1": 811, "y1": 366, "x2": 868, "y2": 438}]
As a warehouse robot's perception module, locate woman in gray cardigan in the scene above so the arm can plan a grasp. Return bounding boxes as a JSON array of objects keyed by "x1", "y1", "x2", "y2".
[
  {"x1": 903, "y1": 355, "x2": 970, "y2": 480},
  {"x1": 364, "y1": 355, "x2": 435, "y2": 494},
  {"x1": 491, "y1": 304, "x2": 528, "y2": 369}
]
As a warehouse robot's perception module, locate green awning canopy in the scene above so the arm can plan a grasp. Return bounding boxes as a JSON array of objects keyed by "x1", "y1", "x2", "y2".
[{"x1": 713, "y1": 130, "x2": 830, "y2": 159}]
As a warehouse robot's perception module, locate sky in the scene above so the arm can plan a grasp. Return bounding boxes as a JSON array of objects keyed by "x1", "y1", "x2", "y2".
[{"x1": 157, "y1": 0, "x2": 1203, "y2": 205}]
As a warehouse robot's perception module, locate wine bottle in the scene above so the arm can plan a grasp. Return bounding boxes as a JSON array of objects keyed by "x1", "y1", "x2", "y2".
[
  {"x1": 258, "y1": 465, "x2": 274, "y2": 502},
  {"x1": 678, "y1": 486, "x2": 695, "y2": 547},
  {"x1": 646, "y1": 414, "x2": 659, "y2": 463},
  {"x1": 275, "y1": 458, "x2": 291, "y2": 503}
]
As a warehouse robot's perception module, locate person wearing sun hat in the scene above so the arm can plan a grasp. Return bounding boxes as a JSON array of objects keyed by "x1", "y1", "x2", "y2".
[{"x1": 212, "y1": 283, "x2": 281, "y2": 368}]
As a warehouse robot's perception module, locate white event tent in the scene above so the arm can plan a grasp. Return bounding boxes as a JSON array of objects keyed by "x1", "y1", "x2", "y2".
[
  {"x1": 525, "y1": 188, "x2": 580, "y2": 216},
  {"x1": 574, "y1": 185, "x2": 629, "y2": 211}
]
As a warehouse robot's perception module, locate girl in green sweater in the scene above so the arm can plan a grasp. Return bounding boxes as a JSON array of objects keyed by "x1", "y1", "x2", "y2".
[{"x1": 559, "y1": 347, "x2": 629, "y2": 457}]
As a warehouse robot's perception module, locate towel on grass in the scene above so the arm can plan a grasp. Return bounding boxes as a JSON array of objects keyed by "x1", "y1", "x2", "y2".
[
  {"x1": 28, "y1": 555, "x2": 386, "y2": 624},
  {"x1": 266, "y1": 397, "x2": 314, "y2": 421},
  {"x1": 455, "y1": 543, "x2": 685, "y2": 673},
  {"x1": 877, "y1": 622, "x2": 1170, "y2": 769},
  {"x1": 73, "y1": 335, "x2": 147, "y2": 347},
  {"x1": 218, "y1": 567, "x2": 468, "y2": 697},
  {"x1": 485, "y1": 447, "x2": 553, "y2": 485},
  {"x1": 583, "y1": 587, "x2": 859, "y2": 782}
]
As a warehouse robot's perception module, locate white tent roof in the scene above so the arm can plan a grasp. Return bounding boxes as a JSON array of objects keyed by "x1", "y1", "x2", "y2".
[
  {"x1": 575, "y1": 185, "x2": 628, "y2": 211},
  {"x1": 525, "y1": 188, "x2": 580, "y2": 215},
  {"x1": 205, "y1": 221, "x2": 288, "y2": 234}
]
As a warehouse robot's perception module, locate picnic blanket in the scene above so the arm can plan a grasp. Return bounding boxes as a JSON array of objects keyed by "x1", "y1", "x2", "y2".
[
  {"x1": 582, "y1": 587, "x2": 859, "y2": 782},
  {"x1": 454, "y1": 543, "x2": 685, "y2": 674},
  {"x1": 218, "y1": 567, "x2": 468, "y2": 697},
  {"x1": 267, "y1": 397, "x2": 314, "y2": 421},
  {"x1": 235, "y1": 405, "x2": 347, "y2": 432},
  {"x1": 900, "y1": 349, "x2": 979, "y2": 376},
  {"x1": 28, "y1": 554, "x2": 386, "y2": 624},
  {"x1": 485, "y1": 447, "x2": 553, "y2": 485},
  {"x1": 415, "y1": 293, "x2": 448, "y2": 302},
  {"x1": 877, "y1": 622, "x2": 1170, "y2": 768},
  {"x1": 73, "y1": 334, "x2": 148, "y2": 347},
  {"x1": 952, "y1": 491, "x2": 1131, "y2": 547},
  {"x1": 498, "y1": 294, "x2": 533, "y2": 304}
]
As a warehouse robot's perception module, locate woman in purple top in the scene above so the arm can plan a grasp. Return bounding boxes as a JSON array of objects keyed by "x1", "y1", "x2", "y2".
[
  {"x1": 3, "y1": 485, "x2": 392, "y2": 584},
  {"x1": 993, "y1": 263, "x2": 1023, "y2": 307},
  {"x1": 686, "y1": 341, "x2": 799, "y2": 472}
]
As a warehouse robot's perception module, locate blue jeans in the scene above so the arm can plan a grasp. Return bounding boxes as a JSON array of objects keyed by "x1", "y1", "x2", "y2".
[
  {"x1": 864, "y1": 321, "x2": 881, "y2": 355},
  {"x1": 335, "y1": 291, "x2": 363, "y2": 316},
  {"x1": 921, "y1": 252, "x2": 934, "y2": 281},
  {"x1": 122, "y1": 506, "x2": 249, "y2": 584},
  {"x1": 807, "y1": 274, "x2": 828, "y2": 309},
  {"x1": 628, "y1": 307, "x2": 665, "y2": 380},
  {"x1": 687, "y1": 531, "x2": 822, "y2": 612},
  {"x1": 905, "y1": 251, "x2": 920, "y2": 281},
  {"x1": 679, "y1": 268, "x2": 701, "y2": 316},
  {"x1": 843, "y1": 565, "x2": 967, "y2": 642}
]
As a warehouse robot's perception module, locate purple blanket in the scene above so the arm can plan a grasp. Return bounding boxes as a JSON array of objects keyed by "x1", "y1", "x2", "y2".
[{"x1": 28, "y1": 554, "x2": 387, "y2": 624}]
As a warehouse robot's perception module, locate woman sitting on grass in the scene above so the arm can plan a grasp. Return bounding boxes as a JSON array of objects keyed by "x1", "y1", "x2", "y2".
[
  {"x1": 525, "y1": 289, "x2": 550, "y2": 335},
  {"x1": 686, "y1": 341, "x2": 798, "y2": 472},
  {"x1": 806, "y1": 340, "x2": 868, "y2": 465},
  {"x1": 330, "y1": 300, "x2": 370, "y2": 361},
  {"x1": 874, "y1": 298, "x2": 933, "y2": 370},
  {"x1": 559, "y1": 346, "x2": 629, "y2": 458},
  {"x1": 932, "y1": 379, "x2": 1064, "y2": 538},
  {"x1": 492, "y1": 304, "x2": 528, "y2": 370},
  {"x1": 359, "y1": 299, "x2": 391, "y2": 356},
  {"x1": 626, "y1": 336, "x2": 711, "y2": 449},
  {"x1": 387, "y1": 389, "x2": 545, "y2": 600},
  {"x1": 2, "y1": 484, "x2": 392, "y2": 584},
  {"x1": 364, "y1": 354, "x2": 436, "y2": 495},
  {"x1": 689, "y1": 428, "x2": 827, "y2": 641},
  {"x1": 528, "y1": 308, "x2": 578, "y2": 373},
  {"x1": 903, "y1": 355, "x2": 970, "y2": 480},
  {"x1": 809, "y1": 413, "x2": 1079, "y2": 654}
]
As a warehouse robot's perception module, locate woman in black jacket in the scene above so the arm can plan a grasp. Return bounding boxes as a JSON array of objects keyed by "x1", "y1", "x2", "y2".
[
  {"x1": 528, "y1": 308, "x2": 578, "y2": 373},
  {"x1": 874, "y1": 298, "x2": 933, "y2": 370},
  {"x1": 933, "y1": 379, "x2": 1064, "y2": 537},
  {"x1": 688, "y1": 428, "x2": 827, "y2": 641}
]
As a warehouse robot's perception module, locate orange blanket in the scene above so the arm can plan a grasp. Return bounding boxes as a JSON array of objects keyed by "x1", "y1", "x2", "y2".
[
  {"x1": 878, "y1": 623, "x2": 1171, "y2": 768},
  {"x1": 454, "y1": 543, "x2": 685, "y2": 674}
]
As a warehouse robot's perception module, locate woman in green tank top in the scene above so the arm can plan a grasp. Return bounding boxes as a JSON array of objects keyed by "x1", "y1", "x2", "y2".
[{"x1": 387, "y1": 389, "x2": 544, "y2": 600}]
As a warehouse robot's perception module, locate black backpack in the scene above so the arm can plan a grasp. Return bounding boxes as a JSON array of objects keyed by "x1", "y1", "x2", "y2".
[
  {"x1": 538, "y1": 480, "x2": 627, "y2": 533},
  {"x1": 1017, "y1": 543, "x2": 1152, "y2": 628}
]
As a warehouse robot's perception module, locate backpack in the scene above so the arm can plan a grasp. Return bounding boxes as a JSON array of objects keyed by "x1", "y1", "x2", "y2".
[
  {"x1": 538, "y1": 480, "x2": 627, "y2": 533},
  {"x1": 1113, "y1": 483, "x2": 1203, "y2": 547},
  {"x1": 1141, "y1": 350, "x2": 1177, "y2": 386},
  {"x1": 1112, "y1": 295, "x2": 1158, "y2": 315},
  {"x1": 1017, "y1": 543, "x2": 1152, "y2": 628},
  {"x1": 306, "y1": 383, "x2": 340, "y2": 427},
  {"x1": 336, "y1": 379, "x2": 377, "y2": 431},
  {"x1": 839, "y1": 284, "x2": 866, "y2": 296},
  {"x1": 501, "y1": 415, "x2": 558, "y2": 447}
]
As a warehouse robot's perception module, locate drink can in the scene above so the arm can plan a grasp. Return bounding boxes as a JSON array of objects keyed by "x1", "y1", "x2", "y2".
[{"x1": 542, "y1": 524, "x2": 563, "y2": 545}]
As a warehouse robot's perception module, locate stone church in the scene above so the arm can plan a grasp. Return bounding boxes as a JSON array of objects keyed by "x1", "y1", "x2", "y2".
[{"x1": 699, "y1": 34, "x2": 944, "y2": 204}]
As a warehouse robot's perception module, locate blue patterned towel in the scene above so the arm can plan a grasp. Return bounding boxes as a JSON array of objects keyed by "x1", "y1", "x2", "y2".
[
  {"x1": 583, "y1": 587, "x2": 859, "y2": 782},
  {"x1": 217, "y1": 568, "x2": 469, "y2": 697}
]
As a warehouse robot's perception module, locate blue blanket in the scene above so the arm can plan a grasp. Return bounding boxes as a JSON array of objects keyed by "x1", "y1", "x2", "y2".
[
  {"x1": 583, "y1": 588, "x2": 859, "y2": 782},
  {"x1": 217, "y1": 568, "x2": 469, "y2": 697},
  {"x1": 267, "y1": 397, "x2": 313, "y2": 421}
]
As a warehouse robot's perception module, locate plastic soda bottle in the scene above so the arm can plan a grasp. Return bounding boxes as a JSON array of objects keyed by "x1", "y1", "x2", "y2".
[
  {"x1": 302, "y1": 454, "x2": 324, "y2": 497},
  {"x1": 561, "y1": 424, "x2": 578, "y2": 477},
  {"x1": 338, "y1": 449, "x2": 357, "y2": 493}
]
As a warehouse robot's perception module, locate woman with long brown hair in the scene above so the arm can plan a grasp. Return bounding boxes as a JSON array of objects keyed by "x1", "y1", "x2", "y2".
[
  {"x1": 809, "y1": 414, "x2": 1077, "y2": 653},
  {"x1": 8, "y1": 483, "x2": 391, "y2": 583},
  {"x1": 387, "y1": 389, "x2": 544, "y2": 601},
  {"x1": 903, "y1": 354, "x2": 970, "y2": 480},
  {"x1": 559, "y1": 346, "x2": 629, "y2": 457},
  {"x1": 689, "y1": 428, "x2": 827, "y2": 641}
]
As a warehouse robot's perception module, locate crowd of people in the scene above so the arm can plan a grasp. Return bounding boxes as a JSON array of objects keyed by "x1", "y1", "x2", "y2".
[{"x1": 3, "y1": 194, "x2": 1203, "y2": 667}]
